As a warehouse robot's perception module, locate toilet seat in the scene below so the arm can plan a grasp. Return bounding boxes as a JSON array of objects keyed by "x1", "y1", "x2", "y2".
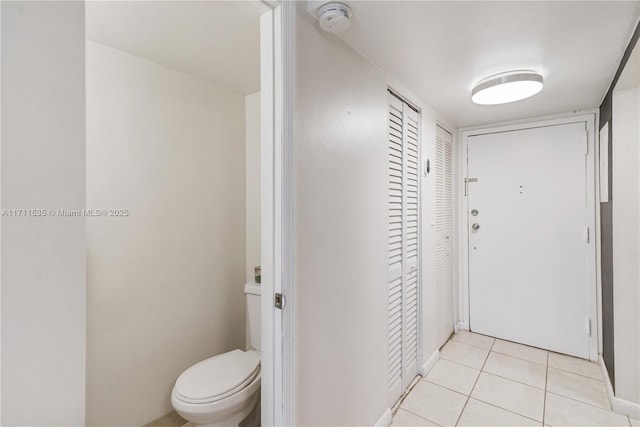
[{"x1": 174, "y1": 349, "x2": 260, "y2": 404}]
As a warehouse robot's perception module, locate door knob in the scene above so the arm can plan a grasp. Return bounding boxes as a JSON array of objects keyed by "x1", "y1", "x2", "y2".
[{"x1": 472, "y1": 223, "x2": 480, "y2": 231}]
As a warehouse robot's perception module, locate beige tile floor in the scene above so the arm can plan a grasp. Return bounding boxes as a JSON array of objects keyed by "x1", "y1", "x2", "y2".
[
  {"x1": 142, "y1": 411, "x2": 187, "y2": 427},
  {"x1": 393, "y1": 331, "x2": 638, "y2": 427}
]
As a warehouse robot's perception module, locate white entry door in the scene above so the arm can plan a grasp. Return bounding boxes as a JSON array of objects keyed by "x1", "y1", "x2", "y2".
[{"x1": 466, "y1": 121, "x2": 594, "y2": 359}]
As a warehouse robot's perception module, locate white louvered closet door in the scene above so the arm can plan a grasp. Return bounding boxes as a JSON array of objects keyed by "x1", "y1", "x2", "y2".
[
  {"x1": 388, "y1": 92, "x2": 420, "y2": 406},
  {"x1": 435, "y1": 125, "x2": 454, "y2": 347}
]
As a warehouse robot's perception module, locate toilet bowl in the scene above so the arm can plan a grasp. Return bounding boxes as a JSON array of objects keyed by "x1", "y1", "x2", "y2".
[
  {"x1": 172, "y1": 283, "x2": 262, "y2": 427},
  {"x1": 171, "y1": 349, "x2": 261, "y2": 427}
]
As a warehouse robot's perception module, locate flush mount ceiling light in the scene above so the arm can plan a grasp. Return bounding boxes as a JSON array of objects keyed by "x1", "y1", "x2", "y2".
[{"x1": 471, "y1": 71, "x2": 544, "y2": 105}]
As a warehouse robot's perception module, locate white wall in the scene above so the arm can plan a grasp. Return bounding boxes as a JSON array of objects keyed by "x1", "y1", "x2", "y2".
[
  {"x1": 612, "y1": 86, "x2": 640, "y2": 405},
  {"x1": 294, "y1": 5, "x2": 442, "y2": 425},
  {"x1": 246, "y1": 92, "x2": 261, "y2": 283},
  {"x1": 1, "y1": 2, "x2": 86, "y2": 425},
  {"x1": 86, "y1": 41, "x2": 247, "y2": 426}
]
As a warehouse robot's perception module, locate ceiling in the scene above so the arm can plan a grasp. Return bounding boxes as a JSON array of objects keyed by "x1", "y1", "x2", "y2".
[
  {"x1": 328, "y1": 1, "x2": 640, "y2": 127},
  {"x1": 86, "y1": 1, "x2": 265, "y2": 95}
]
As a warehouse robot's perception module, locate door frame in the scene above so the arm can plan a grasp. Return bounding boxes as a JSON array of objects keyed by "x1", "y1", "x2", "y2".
[
  {"x1": 457, "y1": 113, "x2": 599, "y2": 361},
  {"x1": 260, "y1": 1, "x2": 295, "y2": 425}
]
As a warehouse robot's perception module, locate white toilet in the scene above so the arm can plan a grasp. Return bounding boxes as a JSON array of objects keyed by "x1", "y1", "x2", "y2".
[{"x1": 171, "y1": 282, "x2": 261, "y2": 427}]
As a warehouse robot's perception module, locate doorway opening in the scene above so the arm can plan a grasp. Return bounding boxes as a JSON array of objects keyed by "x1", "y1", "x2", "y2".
[{"x1": 84, "y1": 2, "x2": 290, "y2": 426}]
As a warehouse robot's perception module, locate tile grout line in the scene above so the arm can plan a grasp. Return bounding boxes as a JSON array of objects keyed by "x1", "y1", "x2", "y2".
[
  {"x1": 457, "y1": 335, "x2": 545, "y2": 424},
  {"x1": 468, "y1": 370, "x2": 545, "y2": 422},
  {"x1": 456, "y1": 336, "x2": 548, "y2": 367},
  {"x1": 397, "y1": 407, "x2": 441, "y2": 426},
  {"x1": 453, "y1": 338, "x2": 495, "y2": 426},
  {"x1": 451, "y1": 333, "x2": 617, "y2": 425},
  {"x1": 491, "y1": 349, "x2": 548, "y2": 367},
  {"x1": 458, "y1": 335, "x2": 604, "y2": 382},
  {"x1": 443, "y1": 344, "x2": 548, "y2": 391},
  {"x1": 468, "y1": 396, "x2": 545, "y2": 424},
  {"x1": 543, "y1": 350, "x2": 549, "y2": 426},
  {"x1": 546, "y1": 365, "x2": 606, "y2": 382},
  {"x1": 457, "y1": 334, "x2": 546, "y2": 354},
  {"x1": 478, "y1": 369, "x2": 545, "y2": 391},
  {"x1": 493, "y1": 351, "x2": 605, "y2": 384},
  {"x1": 419, "y1": 378, "x2": 468, "y2": 398},
  {"x1": 439, "y1": 355, "x2": 486, "y2": 371},
  {"x1": 432, "y1": 357, "x2": 482, "y2": 373},
  {"x1": 450, "y1": 338, "x2": 494, "y2": 352},
  {"x1": 458, "y1": 334, "x2": 604, "y2": 382},
  {"x1": 424, "y1": 378, "x2": 474, "y2": 397},
  {"x1": 491, "y1": 351, "x2": 606, "y2": 385},
  {"x1": 393, "y1": 375, "x2": 423, "y2": 415},
  {"x1": 544, "y1": 390, "x2": 632, "y2": 426},
  {"x1": 545, "y1": 390, "x2": 614, "y2": 411}
]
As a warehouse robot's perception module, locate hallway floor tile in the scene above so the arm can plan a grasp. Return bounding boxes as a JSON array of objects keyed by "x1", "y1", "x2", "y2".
[
  {"x1": 547, "y1": 367, "x2": 609, "y2": 409},
  {"x1": 457, "y1": 398, "x2": 539, "y2": 426},
  {"x1": 393, "y1": 331, "x2": 635, "y2": 427},
  {"x1": 548, "y1": 352, "x2": 603, "y2": 380},
  {"x1": 483, "y1": 351, "x2": 546, "y2": 389},
  {"x1": 492, "y1": 338, "x2": 548, "y2": 366},
  {"x1": 400, "y1": 381, "x2": 468, "y2": 426},
  {"x1": 393, "y1": 408, "x2": 439, "y2": 426},
  {"x1": 452, "y1": 330, "x2": 495, "y2": 350},
  {"x1": 471, "y1": 372, "x2": 544, "y2": 421},
  {"x1": 425, "y1": 358, "x2": 480, "y2": 395},
  {"x1": 439, "y1": 340, "x2": 490, "y2": 370}
]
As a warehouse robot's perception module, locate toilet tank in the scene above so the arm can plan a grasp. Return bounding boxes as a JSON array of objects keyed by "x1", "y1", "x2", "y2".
[{"x1": 244, "y1": 282, "x2": 261, "y2": 352}]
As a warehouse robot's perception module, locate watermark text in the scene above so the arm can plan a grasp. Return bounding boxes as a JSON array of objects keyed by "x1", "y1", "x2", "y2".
[{"x1": 2, "y1": 208, "x2": 129, "y2": 218}]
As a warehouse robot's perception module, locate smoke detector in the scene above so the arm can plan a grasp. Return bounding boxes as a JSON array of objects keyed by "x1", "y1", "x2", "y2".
[{"x1": 317, "y1": 2, "x2": 352, "y2": 33}]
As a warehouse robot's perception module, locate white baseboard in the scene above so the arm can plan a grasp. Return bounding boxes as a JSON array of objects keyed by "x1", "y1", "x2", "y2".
[
  {"x1": 374, "y1": 408, "x2": 392, "y2": 427},
  {"x1": 454, "y1": 321, "x2": 464, "y2": 333},
  {"x1": 599, "y1": 356, "x2": 640, "y2": 419},
  {"x1": 420, "y1": 350, "x2": 440, "y2": 377}
]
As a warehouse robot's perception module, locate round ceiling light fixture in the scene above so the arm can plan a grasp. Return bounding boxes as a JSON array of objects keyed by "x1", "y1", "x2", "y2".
[
  {"x1": 317, "y1": 2, "x2": 352, "y2": 33},
  {"x1": 471, "y1": 71, "x2": 544, "y2": 105}
]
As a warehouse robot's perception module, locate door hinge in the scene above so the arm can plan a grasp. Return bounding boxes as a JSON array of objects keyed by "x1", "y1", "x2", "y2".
[
  {"x1": 274, "y1": 292, "x2": 284, "y2": 310},
  {"x1": 587, "y1": 318, "x2": 592, "y2": 336},
  {"x1": 585, "y1": 226, "x2": 590, "y2": 243}
]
